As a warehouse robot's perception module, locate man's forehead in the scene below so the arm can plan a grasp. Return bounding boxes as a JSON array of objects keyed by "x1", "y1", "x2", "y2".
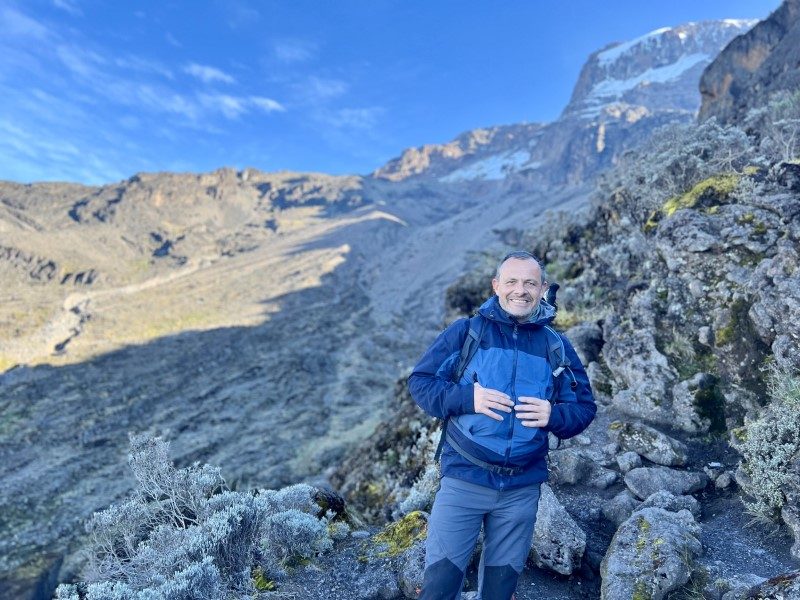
[{"x1": 497, "y1": 258, "x2": 542, "y2": 279}]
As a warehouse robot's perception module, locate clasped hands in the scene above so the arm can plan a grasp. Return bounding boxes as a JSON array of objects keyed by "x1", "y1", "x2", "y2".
[{"x1": 472, "y1": 382, "x2": 550, "y2": 428}]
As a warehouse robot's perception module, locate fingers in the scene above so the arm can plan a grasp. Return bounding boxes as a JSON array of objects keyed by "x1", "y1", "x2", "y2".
[{"x1": 476, "y1": 406, "x2": 506, "y2": 421}]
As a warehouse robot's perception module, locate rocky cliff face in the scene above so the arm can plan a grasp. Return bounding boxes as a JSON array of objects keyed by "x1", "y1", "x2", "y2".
[
  {"x1": 374, "y1": 20, "x2": 753, "y2": 187},
  {"x1": 699, "y1": 0, "x2": 800, "y2": 124}
]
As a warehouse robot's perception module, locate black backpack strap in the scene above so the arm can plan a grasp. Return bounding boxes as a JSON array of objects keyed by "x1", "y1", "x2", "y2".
[{"x1": 434, "y1": 315, "x2": 487, "y2": 463}]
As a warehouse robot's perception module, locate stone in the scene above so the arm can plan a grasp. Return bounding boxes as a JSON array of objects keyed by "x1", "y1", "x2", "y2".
[
  {"x1": 600, "y1": 507, "x2": 702, "y2": 600},
  {"x1": 398, "y1": 540, "x2": 425, "y2": 599},
  {"x1": 733, "y1": 571, "x2": 800, "y2": 600},
  {"x1": 616, "y1": 451, "x2": 642, "y2": 474},
  {"x1": 715, "y1": 472, "x2": 733, "y2": 489},
  {"x1": 671, "y1": 373, "x2": 717, "y2": 434},
  {"x1": 624, "y1": 466, "x2": 708, "y2": 500},
  {"x1": 638, "y1": 491, "x2": 701, "y2": 518},
  {"x1": 531, "y1": 483, "x2": 586, "y2": 576},
  {"x1": 589, "y1": 467, "x2": 619, "y2": 490},
  {"x1": 564, "y1": 321, "x2": 604, "y2": 365},
  {"x1": 548, "y1": 448, "x2": 592, "y2": 485},
  {"x1": 781, "y1": 503, "x2": 800, "y2": 561},
  {"x1": 608, "y1": 421, "x2": 688, "y2": 467},
  {"x1": 602, "y1": 490, "x2": 639, "y2": 527}
]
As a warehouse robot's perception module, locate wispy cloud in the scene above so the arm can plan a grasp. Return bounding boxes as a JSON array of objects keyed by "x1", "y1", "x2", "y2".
[
  {"x1": 1, "y1": 5, "x2": 50, "y2": 40},
  {"x1": 298, "y1": 76, "x2": 349, "y2": 103},
  {"x1": 185, "y1": 62, "x2": 236, "y2": 84},
  {"x1": 325, "y1": 107, "x2": 384, "y2": 130},
  {"x1": 165, "y1": 32, "x2": 182, "y2": 48},
  {"x1": 251, "y1": 96, "x2": 286, "y2": 113},
  {"x1": 272, "y1": 39, "x2": 317, "y2": 63},
  {"x1": 53, "y1": 0, "x2": 82, "y2": 16},
  {"x1": 199, "y1": 93, "x2": 247, "y2": 119}
]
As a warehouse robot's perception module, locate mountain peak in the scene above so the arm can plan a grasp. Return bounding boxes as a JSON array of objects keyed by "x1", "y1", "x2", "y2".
[{"x1": 563, "y1": 20, "x2": 757, "y2": 119}]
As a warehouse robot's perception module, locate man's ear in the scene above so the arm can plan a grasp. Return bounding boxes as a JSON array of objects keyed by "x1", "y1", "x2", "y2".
[{"x1": 491, "y1": 278, "x2": 499, "y2": 295}]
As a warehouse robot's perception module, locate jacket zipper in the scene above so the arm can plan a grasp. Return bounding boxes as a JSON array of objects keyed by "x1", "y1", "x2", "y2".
[{"x1": 504, "y1": 323, "x2": 518, "y2": 466}]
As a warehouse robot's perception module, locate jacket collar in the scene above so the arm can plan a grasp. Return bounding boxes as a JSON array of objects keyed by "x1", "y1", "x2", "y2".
[{"x1": 478, "y1": 295, "x2": 555, "y2": 327}]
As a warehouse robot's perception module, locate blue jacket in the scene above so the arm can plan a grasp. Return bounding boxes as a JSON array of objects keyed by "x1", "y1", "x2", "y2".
[{"x1": 408, "y1": 296, "x2": 596, "y2": 489}]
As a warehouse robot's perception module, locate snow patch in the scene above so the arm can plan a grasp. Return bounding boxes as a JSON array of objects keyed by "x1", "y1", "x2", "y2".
[
  {"x1": 439, "y1": 150, "x2": 532, "y2": 183},
  {"x1": 597, "y1": 26, "x2": 672, "y2": 66},
  {"x1": 588, "y1": 52, "x2": 709, "y2": 101}
]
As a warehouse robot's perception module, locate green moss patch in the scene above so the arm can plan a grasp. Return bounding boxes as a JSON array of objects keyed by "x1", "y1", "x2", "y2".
[
  {"x1": 372, "y1": 511, "x2": 427, "y2": 557},
  {"x1": 662, "y1": 174, "x2": 740, "y2": 217}
]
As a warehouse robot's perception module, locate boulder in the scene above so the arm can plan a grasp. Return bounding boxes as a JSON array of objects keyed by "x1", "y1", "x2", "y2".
[
  {"x1": 531, "y1": 483, "x2": 586, "y2": 576},
  {"x1": 639, "y1": 491, "x2": 701, "y2": 519},
  {"x1": 738, "y1": 571, "x2": 800, "y2": 600},
  {"x1": 600, "y1": 507, "x2": 702, "y2": 600},
  {"x1": 608, "y1": 421, "x2": 688, "y2": 467},
  {"x1": 624, "y1": 466, "x2": 708, "y2": 500},
  {"x1": 602, "y1": 490, "x2": 639, "y2": 527},
  {"x1": 548, "y1": 448, "x2": 592, "y2": 484}
]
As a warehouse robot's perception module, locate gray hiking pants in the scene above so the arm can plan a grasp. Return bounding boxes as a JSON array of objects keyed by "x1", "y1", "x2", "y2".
[{"x1": 419, "y1": 476, "x2": 541, "y2": 600}]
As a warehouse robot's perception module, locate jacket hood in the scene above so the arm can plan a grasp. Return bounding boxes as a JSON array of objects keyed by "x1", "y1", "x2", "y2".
[{"x1": 478, "y1": 295, "x2": 556, "y2": 326}]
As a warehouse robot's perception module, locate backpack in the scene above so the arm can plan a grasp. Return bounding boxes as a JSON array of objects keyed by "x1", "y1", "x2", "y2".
[{"x1": 433, "y1": 289, "x2": 577, "y2": 464}]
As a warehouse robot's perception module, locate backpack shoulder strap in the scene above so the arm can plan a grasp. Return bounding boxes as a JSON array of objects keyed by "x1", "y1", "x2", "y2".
[
  {"x1": 435, "y1": 314, "x2": 487, "y2": 463},
  {"x1": 543, "y1": 324, "x2": 570, "y2": 377}
]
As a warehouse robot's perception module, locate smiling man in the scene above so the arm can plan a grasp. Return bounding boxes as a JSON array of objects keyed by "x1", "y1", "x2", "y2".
[{"x1": 408, "y1": 251, "x2": 596, "y2": 599}]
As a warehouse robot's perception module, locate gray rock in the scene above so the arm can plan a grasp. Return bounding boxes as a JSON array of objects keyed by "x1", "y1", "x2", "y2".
[
  {"x1": 616, "y1": 451, "x2": 642, "y2": 474},
  {"x1": 398, "y1": 540, "x2": 425, "y2": 599},
  {"x1": 714, "y1": 573, "x2": 768, "y2": 600},
  {"x1": 548, "y1": 448, "x2": 592, "y2": 485},
  {"x1": 730, "y1": 571, "x2": 800, "y2": 600},
  {"x1": 715, "y1": 472, "x2": 733, "y2": 489},
  {"x1": 671, "y1": 374, "x2": 716, "y2": 434},
  {"x1": 639, "y1": 491, "x2": 701, "y2": 518},
  {"x1": 603, "y1": 490, "x2": 639, "y2": 527},
  {"x1": 781, "y1": 503, "x2": 800, "y2": 561},
  {"x1": 624, "y1": 466, "x2": 708, "y2": 500},
  {"x1": 608, "y1": 421, "x2": 688, "y2": 467},
  {"x1": 589, "y1": 467, "x2": 619, "y2": 490},
  {"x1": 564, "y1": 321, "x2": 604, "y2": 365},
  {"x1": 600, "y1": 507, "x2": 702, "y2": 600},
  {"x1": 531, "y1": 483, "x2": 586, "y2": 576}
]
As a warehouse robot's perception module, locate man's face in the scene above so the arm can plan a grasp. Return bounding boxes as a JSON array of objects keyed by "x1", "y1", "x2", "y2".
[{"x1": 492, "y1": 258, "x2": 547, "y2": 321}]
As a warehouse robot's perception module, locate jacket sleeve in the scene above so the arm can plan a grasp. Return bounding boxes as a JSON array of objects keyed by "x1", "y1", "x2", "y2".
[
  {"x1": 407, "y1": 318, "x2": 476, "y2": 419},
  {"x1": 545, "y1": 334, "x2": 597, "y2": 439}
]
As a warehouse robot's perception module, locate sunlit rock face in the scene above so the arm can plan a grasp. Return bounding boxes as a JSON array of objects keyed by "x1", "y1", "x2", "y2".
[{"x1": 699, "y1": 0, "x2": 800, "y2": 125}]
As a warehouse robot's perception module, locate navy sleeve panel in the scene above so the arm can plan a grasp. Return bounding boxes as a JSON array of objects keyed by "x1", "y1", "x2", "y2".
[
  {"x1": 408, "y1": 318, "x2": 476, "y2": 419},
  {"x1": 545, "y1": 334, "x2": 597, "y2": 439}
]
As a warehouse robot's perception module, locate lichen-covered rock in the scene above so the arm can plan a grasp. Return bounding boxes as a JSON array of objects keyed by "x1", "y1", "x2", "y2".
[
  {"x1": 531, "y1": 484, "x2": 586, "y2": 576},
  {"x1": 600, "y1": 507, "x2": 702, "y2": 600},
  {"x1": 548, "y1": 448, "x2": 592, "y2": 484},
  {"x1": 624, "y1": 466, "x2": 708, "y2": 500},
  {"x1": 608, "y1": 421, "x2": 688, "y2": 466},
  {"x1": 671, "y1": 373, "x2": 716, "y2": 434},
  {"x1": 638, "y1": 491, "x2": 701, "y2": 518},
  {"x1": 740, "y1": 570, "x2": 800, "y2": 600},
  {"x1": 564, "y1": 321, "x2": 604, "y2": 365}
]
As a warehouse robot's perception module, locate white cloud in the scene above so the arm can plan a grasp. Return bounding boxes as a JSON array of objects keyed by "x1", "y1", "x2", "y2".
[
  {"x1": 199, "y1": 93, "x2": 247, "y2": 119},
  {"x1": 185, "y1": 63, "x2": 236, "y2": 84},
  {"x1": 250, "y1": 96, "x2": 285, "y2": 113},
  {"x1": 56, "y1": 44, "x2": 107, "y2": 79},
  {"x1": 300, "y1": 76, "x2": 349, "y2": 103},
  {"x1": 115, "y1": 55, "x2": 173, "y2": 79},
  {"x1": 273, "y1": 39, "x2": 316, "y2": 63},
  {"x1": 165, "y1": 32, "x2": 182, "y2": 48},
  {"x1": 53, "y1": 0, "x2": 82, "y2": 16},
  {"x1": 326, "y1": 107, "x2": 383, "y2": 130},
  {"x1": 1, "y1": 6, "x2": 50, "y2": 40}
]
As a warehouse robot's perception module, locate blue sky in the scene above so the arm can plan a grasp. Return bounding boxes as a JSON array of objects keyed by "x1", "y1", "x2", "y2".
[{"x1": 0, "y1": 0, "x2": 783, "y2": 185}]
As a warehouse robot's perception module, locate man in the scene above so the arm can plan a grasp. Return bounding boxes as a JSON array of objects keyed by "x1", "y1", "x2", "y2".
[{"x1": 408, "y1": 251, "x2": 596, "y2": 599}]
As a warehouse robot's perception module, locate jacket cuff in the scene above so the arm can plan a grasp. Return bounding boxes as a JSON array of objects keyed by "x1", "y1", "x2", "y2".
[
  {"x1": 546, "y1": 404, "x2": 565, "y2": 433},
  {"x1": 456, "y1": 384, "x2": 475, "y2": 416}
]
